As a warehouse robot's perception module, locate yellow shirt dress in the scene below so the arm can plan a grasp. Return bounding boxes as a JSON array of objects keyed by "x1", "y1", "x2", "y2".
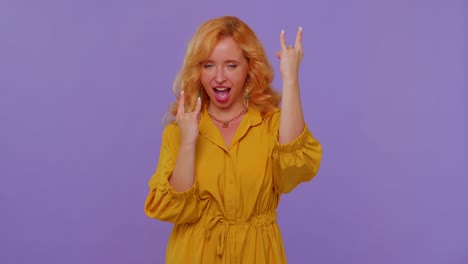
[{"x1": 145, "y1": 107, "x2": 322, "y2": 263}]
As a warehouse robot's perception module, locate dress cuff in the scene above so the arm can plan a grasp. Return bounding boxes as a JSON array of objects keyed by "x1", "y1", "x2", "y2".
[
  {"x1": 274, "y1": 125, "x2": 314, "y2": 153},
  {"x1": 157, "y1": 178, "x2": 199, "y2": 201}
]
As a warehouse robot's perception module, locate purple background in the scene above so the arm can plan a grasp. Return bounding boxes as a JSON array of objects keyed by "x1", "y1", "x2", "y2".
[{"x1": 1, "y1": 0, "x2": 466, "y2": 263}]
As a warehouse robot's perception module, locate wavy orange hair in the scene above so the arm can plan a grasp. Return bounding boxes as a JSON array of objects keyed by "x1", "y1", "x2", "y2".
[{"x1": 166, "y1": 16, "x2": 280, "y2": 121}]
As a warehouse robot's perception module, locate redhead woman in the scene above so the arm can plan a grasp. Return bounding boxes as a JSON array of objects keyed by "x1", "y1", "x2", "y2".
[{"x1": 145, "y1": 15, "x2": 322, "y2": 263}]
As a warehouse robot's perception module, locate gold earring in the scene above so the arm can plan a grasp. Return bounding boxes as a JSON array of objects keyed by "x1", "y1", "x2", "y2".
[{"x1": 244, "y1": 88, "x2": 250, "y2": 108}]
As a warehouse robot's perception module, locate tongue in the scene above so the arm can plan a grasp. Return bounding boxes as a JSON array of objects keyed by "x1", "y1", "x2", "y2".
[{"x1": 214, "y1": 89, "x2": 230, "y2": 102}]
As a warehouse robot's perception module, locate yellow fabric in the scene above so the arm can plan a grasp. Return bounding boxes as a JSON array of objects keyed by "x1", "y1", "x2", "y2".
[{"x1": 145, "y1": 107, "x2": 322, "y2": 263}]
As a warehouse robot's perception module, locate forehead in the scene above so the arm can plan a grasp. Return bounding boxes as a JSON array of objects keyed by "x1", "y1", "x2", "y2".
[{"x1": 207, "y1": 37, "x2": 245, "y2": 61}]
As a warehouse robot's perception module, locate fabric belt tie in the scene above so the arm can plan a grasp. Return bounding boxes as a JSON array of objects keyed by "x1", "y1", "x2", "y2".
[
  {"x1": 205, "y1": 215, "x2": 230, "y2": 255},
  {"x1": 204, "y1": 211, "x2": 276, "y2": 256}
]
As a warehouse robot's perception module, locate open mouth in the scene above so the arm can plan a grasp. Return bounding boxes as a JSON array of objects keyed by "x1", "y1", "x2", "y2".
[{"x1": 213, "y1": 87, "x2": 231, "y2": 102}]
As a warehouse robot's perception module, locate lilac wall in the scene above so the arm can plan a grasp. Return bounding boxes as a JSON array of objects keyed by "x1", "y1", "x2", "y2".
[{"x1": 1, "y1": 0, "x2": 466, "y2": 263}]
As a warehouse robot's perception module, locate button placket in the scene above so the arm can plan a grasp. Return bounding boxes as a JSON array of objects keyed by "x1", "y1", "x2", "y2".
[{"x1": 226, "y1": 150, "x2": 236, "y2": 218}]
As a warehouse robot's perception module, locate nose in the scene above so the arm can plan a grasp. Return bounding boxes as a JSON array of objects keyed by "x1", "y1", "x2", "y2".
[{"x1": 214, "y1": 67, "x2": 226, "y2": 83}]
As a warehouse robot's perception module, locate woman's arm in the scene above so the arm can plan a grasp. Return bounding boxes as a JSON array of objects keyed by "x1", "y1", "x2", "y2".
[
  {"x1": 276, "y1": 27, "x2": 306, "y2": 144},
  {"x1": 169, "y1": 91, "x2": 202, "y2": 192}
]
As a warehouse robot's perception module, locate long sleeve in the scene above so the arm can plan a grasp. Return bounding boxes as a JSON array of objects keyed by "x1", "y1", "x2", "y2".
[
  {"x1": 144, "y1": 123, "x2": 204, "y2": 224},
  {"x1": 270, "y1": 110, "x2": 322, "y2": 194}
]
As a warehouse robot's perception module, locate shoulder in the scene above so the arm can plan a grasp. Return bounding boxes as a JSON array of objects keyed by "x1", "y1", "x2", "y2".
[
  {"x1": 161, "y1": 121, "x2": 180, "y2": 141},
  {"x1": 262, "y1": 107, "x2": 281, "y2": 130}
]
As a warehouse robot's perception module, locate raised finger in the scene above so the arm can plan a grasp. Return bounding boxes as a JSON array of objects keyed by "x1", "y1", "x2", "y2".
[
  {"x1": 295, "y1": 26, "x2": 303, "y2": 49},
  {"x1": 177, "y1": 90, "x2": 185, "y2": 115},
  {"x1": 194, "y1": 96, "x2": 202, "y2": 114},
  {"x1": 280, "y1": 30, "x2": 287, "y2": 50}
]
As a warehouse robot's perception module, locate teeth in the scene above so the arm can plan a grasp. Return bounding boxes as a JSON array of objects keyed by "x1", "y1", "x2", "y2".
[{"x1": 214, "y1": 87, "x2": 229, "y2": 91}]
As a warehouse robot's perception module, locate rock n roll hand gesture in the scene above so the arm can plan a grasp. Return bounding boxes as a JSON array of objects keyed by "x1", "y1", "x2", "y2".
[
  {"x1": 175, "y1": 91, "x2": 202, "y2": 147},
  {"x1": 276, "y1": 27, "x2": 304, "y2": 82}
]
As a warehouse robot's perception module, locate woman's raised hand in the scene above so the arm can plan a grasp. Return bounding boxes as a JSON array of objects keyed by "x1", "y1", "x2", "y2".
[
  {"x1": 276, "y1": 27, "x2": 304, "y2": 82},
  {"x1": 175, "y1": 91, "x2": 201, "y2": 146}
]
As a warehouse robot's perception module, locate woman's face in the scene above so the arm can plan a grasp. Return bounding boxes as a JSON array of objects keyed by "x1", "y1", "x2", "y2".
[{"x1": 200, "y1": 37, "x2": 249, "y2": 114}]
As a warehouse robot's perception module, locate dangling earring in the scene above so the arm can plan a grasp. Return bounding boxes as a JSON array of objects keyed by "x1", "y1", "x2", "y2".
[{"x1": 243, "y1": 88, "x2": 250, "y2": 108}]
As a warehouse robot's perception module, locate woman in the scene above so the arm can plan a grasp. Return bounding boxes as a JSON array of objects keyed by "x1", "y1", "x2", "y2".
[{"x1": 145, "y1": 16, "x2": 322, "y2": 263}]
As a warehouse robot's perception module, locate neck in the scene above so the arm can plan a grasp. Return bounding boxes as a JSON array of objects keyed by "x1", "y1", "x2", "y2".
[
  {"x1": 207, "y1": 106, "x2": 248, "y2": 128},
  {"x1": 207, "y1": 105, "x2": 247, "y2": 120}
]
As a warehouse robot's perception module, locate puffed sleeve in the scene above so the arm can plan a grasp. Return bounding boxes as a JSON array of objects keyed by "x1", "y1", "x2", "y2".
[
  {"x1": 270, "y1": 110, "x2": 322, "y2": 194},
  {"x1": 144, "y1": 123, "x2": 203, "y2": 224}
]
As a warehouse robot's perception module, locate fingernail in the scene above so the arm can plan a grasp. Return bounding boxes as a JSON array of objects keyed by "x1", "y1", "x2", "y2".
[
  {"x1": 281, "y1": 29, "x2": 284, "y2": 34},
  {"x1": 181, "y1": 90, "x2": 184, "y2": 94},
  {"x1": 198, "y1": 96, "x2": 201, "y2": 101},
  {"x1": 299, "y1": 26, "x2": 303, "y2": 31}
]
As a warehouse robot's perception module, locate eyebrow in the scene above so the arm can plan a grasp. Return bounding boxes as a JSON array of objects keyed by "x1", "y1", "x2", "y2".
[{"x1": 202, "y1": 59, "x2": 241, "y2": 64}]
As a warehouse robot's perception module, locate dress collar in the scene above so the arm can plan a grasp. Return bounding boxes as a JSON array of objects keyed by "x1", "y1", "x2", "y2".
[{"x1": 199, "y1": 106, "x2": 263, "y2": 150}]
